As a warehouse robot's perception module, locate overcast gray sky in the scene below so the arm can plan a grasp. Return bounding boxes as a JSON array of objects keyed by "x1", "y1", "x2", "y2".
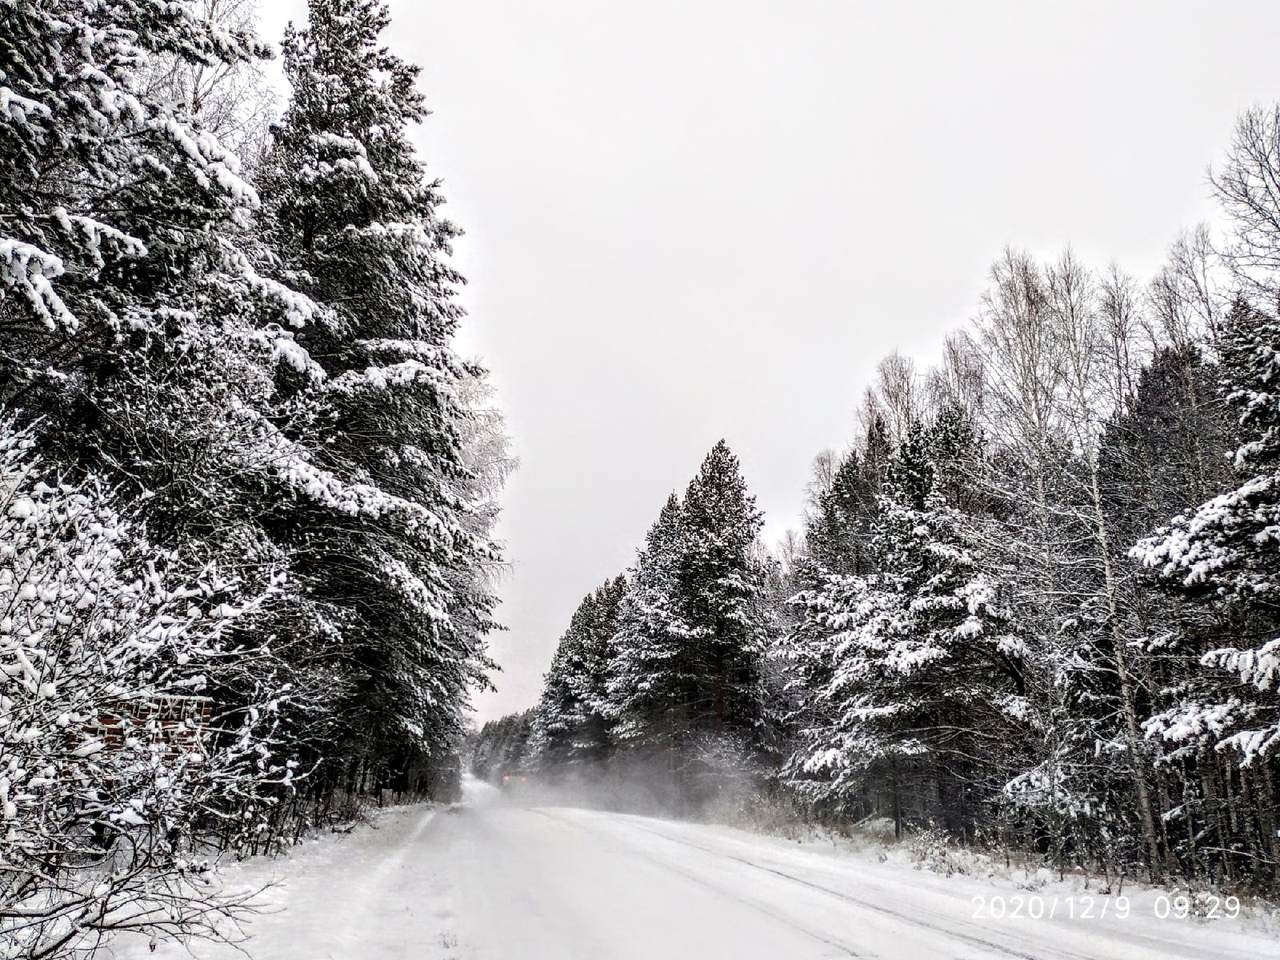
[{"x1": 259, "y1": 0, "x2": 1280, "y2": 723}]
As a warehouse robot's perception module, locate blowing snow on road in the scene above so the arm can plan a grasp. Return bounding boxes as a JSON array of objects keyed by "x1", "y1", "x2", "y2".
[{"x1": 109, "y1": 779, "x2": 1276, "y2": 960}]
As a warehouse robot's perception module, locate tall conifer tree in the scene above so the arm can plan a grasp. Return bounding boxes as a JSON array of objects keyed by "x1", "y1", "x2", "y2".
[
  {"x1": 606, "y1": 442, "x2": 769, "y2": 801},
  {"x1": 786, "y1": 411, "x2": 1025, "y2": 835},
  {"x1": 256, "y1": 0, "x2": 499, "y2": 788}
]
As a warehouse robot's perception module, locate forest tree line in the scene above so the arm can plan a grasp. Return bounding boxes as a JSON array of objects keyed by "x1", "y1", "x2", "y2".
[
  {"x1": 483, "y1": 106, "x2": 1280, "y2": 894},
  {"x1": 0, "y1": 0, "x2": 510, "y2": 956}
]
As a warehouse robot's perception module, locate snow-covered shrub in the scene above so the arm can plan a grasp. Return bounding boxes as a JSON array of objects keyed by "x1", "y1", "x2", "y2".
[
  {"x1": 908, "y1": 824, "x2": 969, "y2": 877},
  {"x1": 0, "y1": 424, "x2": 277, "y2": 959}
]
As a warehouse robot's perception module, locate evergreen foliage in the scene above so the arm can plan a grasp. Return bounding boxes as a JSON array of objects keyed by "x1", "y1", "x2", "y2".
[
  {"x1": 254, "y1": 0, "x2": 499, "y2": 797},
  {"x1": 469, "y1": 710, "x2": 536, "y2": 782},
  {"x1": 786, "y1": 409, "x2": 1026, "y2": 837},
  {"x1": 525, "y1": 108, "x2": 1280, "y2": 893},
  {"x1": 529, "y1": 577, "x2": 625, "y2": 772},
  {"x1": 0, "y1": 2, "x2": 509, "y2": 953},
  {"x1": 524, "y1": 443, "x2": 771, "y2": 807}
]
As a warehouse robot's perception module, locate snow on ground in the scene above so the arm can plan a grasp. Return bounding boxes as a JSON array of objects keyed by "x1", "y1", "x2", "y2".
[
  {"x1": 106, "y1": 801, "x2": 458, "y2": 960},
  {"x1": 109, "y1": 779, "x2": 1279, "y2": 959}
]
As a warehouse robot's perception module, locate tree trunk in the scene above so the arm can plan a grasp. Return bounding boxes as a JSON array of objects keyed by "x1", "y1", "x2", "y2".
[
  {"x1": 1256, "y1": 762, "x2": 1280, "y2": 889},
  {"x1": 1087, "y1": 465, "x2": 1164, "y2": 878}
]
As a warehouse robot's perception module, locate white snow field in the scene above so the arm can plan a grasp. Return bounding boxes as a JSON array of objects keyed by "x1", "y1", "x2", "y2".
[{"x1": 110, "y1": 780, "x2": 1278, "y2": 960}]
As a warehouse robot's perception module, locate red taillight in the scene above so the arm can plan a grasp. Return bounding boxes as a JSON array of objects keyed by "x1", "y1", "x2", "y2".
[
  {"x1": 502, "y1": 774, "x2": 509, "y2": 781},
  {"x1": 520, "y1": 776, "x2": 526, "y2": 782}
]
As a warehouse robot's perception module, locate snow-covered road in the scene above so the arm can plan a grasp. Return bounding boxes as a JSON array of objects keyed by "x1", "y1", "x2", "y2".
[{"x1": 116, "y1": 783, "x2": 1277, "y2": 960}]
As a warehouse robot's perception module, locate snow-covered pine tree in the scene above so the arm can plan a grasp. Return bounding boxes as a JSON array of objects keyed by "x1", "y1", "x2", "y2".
[
  {"x1": 0, "y1": 0, "x2": 315, "y2": 512},
  {"x1": 256, "y1": 0, "x2": 500, "y2": 793},
  {"x1": 1106, "y1": 108, "x2": 1280, "y2": 883},
  {"x1": 785, "y1": 410, "x2": 1026, "y2": 838},
  {"x1": 773, "y1": 423, "x2": 895, "y2": 812},
  {"x1": 1098, "y1": 342, "x2": 1270, "y2": 883},
  {"x1": 530, "y1": 613, "x2": 589, "y2": 771},
  {"x1": 530, "y1": 577, "x2": 625, "y2": 774},
  {"x1": 0, "y1": 0, "x2": 265, "y2": 362},
  {"x1": 606, "y1": 443, "x2": 770, "y2": 805},
  {"x1": 0, "y1": 0, "x2": 337, "y2": 862},
  {"x1": 675, "y1": 441, "x2": 769, "y2": 747},
  {"x1": 607, "y1": 493, "x2": 692, "y2": 772},
  {"x1": 1135, "y1": 300, "x2": 1280, "y2": 762},
  {"x1": 469, "y1": 709, "x2": 536, "y2": 782},
  {"x1": 803, "y1": 421, "x2": 889, "y2": 579}
]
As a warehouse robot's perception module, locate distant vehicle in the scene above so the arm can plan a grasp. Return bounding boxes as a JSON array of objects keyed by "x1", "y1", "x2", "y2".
[{"x1": 499, "y1": 772, "x2": 529, "y2": 789}]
